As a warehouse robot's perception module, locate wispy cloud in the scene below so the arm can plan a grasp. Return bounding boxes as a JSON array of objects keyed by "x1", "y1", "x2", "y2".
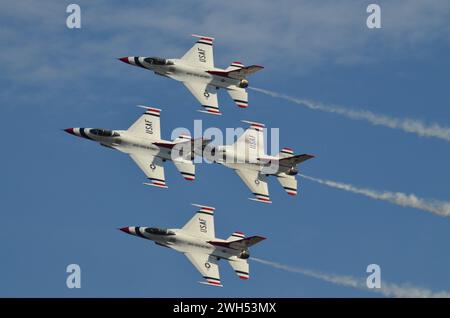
[
  {"x1": 251, "y1": 257, "x2": 450, "y2": 298},
  {"x1": 300, "y1": 174, "x2": 450, "y2": 217},
  {"x1": 250, "y1": 87, "x2": 450, "y2": 142},
  {"x1": 2, "y1": 0, "x2": 450, "y2": 85}
]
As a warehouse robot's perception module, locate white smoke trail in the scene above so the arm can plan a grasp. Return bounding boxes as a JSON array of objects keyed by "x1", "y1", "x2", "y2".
[
  {"x1": 300, "y1": 174, "x2": 450, "y2": 217},
  {"x1": 250, "y1": 87, "x2": 450, "y2": 142},
  {"x1": 251, "y1": 257, "x2": 450, "y2": 298}
]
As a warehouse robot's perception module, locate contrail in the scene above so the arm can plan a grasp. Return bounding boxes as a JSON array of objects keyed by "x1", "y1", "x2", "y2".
[
  {"x1": 300, "y1": 174, "x2": 450, "y2": 217},
  {"x1": 250, "y1": 87, "x2": 450, "y2": 142},
  {"x1": 251, "y1": 257, "x2": 450, "y2": 298}
]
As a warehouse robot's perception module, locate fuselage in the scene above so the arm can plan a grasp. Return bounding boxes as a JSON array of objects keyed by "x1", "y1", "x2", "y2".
[
  {"x1": 64, "y1": 127, "x2": 173, "y2": 160},
  {"x1": 206, "y1": 144, "x2": 293, "y2": 176},
  {"x1": 121, "y1": 226, "x2": 245, "y2": 261},
  {"x1": 120, "y1": 56, "x2": 245, "y2": 89}
]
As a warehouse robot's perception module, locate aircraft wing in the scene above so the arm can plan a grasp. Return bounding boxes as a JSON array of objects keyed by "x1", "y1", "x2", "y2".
[
  {"x1": 183, "y1": 81, "x2": 220, "y2": 115},
  {"x1": 182, "y1": 204, "x2": 215, "y2": 239},
  {"x1": 127, "y1": 106, "x2": 161, "y2": 140},
  {"x1": 129, "y1": 152, "x2": 167, "y2": 188},
  {"x1": 184, "y1": 252, "x2": 222, "y2": 287},
  {"x1": 181, "y1": 34, "x2": 214, "y2": 68},
  {"x1": 235, "y1": 169, "x2": 271, "y2": 203}
]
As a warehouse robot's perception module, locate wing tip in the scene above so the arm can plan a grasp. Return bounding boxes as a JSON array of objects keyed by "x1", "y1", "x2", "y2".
[
  {"x1": 198, "y1": 109, "x2": 222, "y2": 116},
  {"x1": 143, "y1": 182, "x2": 168, "y2": 189},
  {"x1": 255, "y1": 235, "x2": 267, "y2": 241},
  {"x1": 198, "y1": 281, "x2": 223, "y2": 287},
  {"x1": 191, "y1": 34, "x2": 215, "y2": 41},
  {"x1": 249, "y1": 197, "x2": 272, "y2": 204},
  {"x1": 241, "y1": 120, "x2": 265, "y2": 128},
  {"x1": 137, "y1": 105, "x2": 162, "y2": 112},
  {"x1": 192, "y1": 203, "x2": 215, "y2": 211}
]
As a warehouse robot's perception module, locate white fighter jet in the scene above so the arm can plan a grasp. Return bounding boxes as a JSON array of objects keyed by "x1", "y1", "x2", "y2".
[
  {"x1": 199, "y1": 121, "x2": 315, "y2": 203},
  {"x1": 64, "y1": 106, "x2": 204, "y2": 188},
  {"x1": 120, "y1": 204, "x2": 266, "y2": 287},
  {"x1": 119, "y1": 34, "x2": 263, "y2": 115}
]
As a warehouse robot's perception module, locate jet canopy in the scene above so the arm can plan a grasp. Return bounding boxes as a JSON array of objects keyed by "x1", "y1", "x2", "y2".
[
  {"x1": 144, "y1": 57, "x2": 174, "y2": 66},
  {"x1": 90, "y1": 129, "x2": 120, "y2": 137},
  {"x1": 144, "y1": 227, "x2": 175, "y2": 236}
]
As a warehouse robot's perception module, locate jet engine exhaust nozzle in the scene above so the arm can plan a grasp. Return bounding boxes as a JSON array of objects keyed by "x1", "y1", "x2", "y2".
[{"x1": 239, "y1": 79, "x2": 249, "y2": 88}]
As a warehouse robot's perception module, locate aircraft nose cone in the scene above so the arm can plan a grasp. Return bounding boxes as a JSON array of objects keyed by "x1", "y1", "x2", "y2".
[
  {"x1": 64, "y1": 128, "x2": 75, "y2": 135},
  {"x1": 119, "y1": 227, "x2": 130, "y2": 234},
  {"x1": 118, "y1": 57, "x2": 130, "y2": 64}
]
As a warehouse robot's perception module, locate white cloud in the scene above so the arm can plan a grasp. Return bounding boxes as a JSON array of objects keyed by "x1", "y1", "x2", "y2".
[{"x1": 1, "y1": 0, "x2": 450, "y2": 85}]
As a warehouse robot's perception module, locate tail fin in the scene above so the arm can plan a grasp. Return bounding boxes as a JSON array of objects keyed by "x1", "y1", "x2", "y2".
[{"x1": 228, "y1": 258, "x2": 250, "y2": 280}]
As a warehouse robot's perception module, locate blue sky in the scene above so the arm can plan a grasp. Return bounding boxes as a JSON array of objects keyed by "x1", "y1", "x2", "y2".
[{"x1": 1, "y1": 0, "x2": 450, "y2": 297}]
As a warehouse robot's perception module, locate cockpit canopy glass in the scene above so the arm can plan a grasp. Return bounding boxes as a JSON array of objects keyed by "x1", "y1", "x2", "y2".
[
  {"x1": 144, "y1": 227, "x2": 175, "y2": 236},
  {"x1": 90, "y1": 129, "x2": 120, "y2": 137},
  {"x1": 144, "y1": 57, "x2": 173, "y2": 65}
]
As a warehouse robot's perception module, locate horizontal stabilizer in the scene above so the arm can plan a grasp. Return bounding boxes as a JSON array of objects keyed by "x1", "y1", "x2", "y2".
[
  {"x1": 227, "y1": 65, "x2": 264, "y2": 79},
  {"x1": 277, "y1": 173, "x2": 298, "y2": 196},
  {"x1": 228, "y1": 258, "x2": 250, "y2": 280},
  {"x1": 153, "y1": 141, "x2": 175, "y2": 149},
  {"x1": 279, "y1": 154, "x2": 315, "y2": 166},
  {"x1": 173, "y1": 159, "x2": 195, "y2": 181},
  {"x1": 208, "y1": 65, "x2": 264, "y2": 80},
  {"x1": 227, "y1": 88, "x2": 248, "y2": 108}
]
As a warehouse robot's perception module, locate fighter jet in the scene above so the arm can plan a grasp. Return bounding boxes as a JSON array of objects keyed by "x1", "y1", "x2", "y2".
[
  {"x1": 199, "y1": 121, "x2": 315, "y2": 203},
  {"x1": 120, "y1": 204, "x2": 266, "y2": 287},
  {"x1": 118, "y1": 34, "x2": 263, "y2": 115},
  {"x1": 64, "y1": 106, "x2": 204, "y2": 188}
]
